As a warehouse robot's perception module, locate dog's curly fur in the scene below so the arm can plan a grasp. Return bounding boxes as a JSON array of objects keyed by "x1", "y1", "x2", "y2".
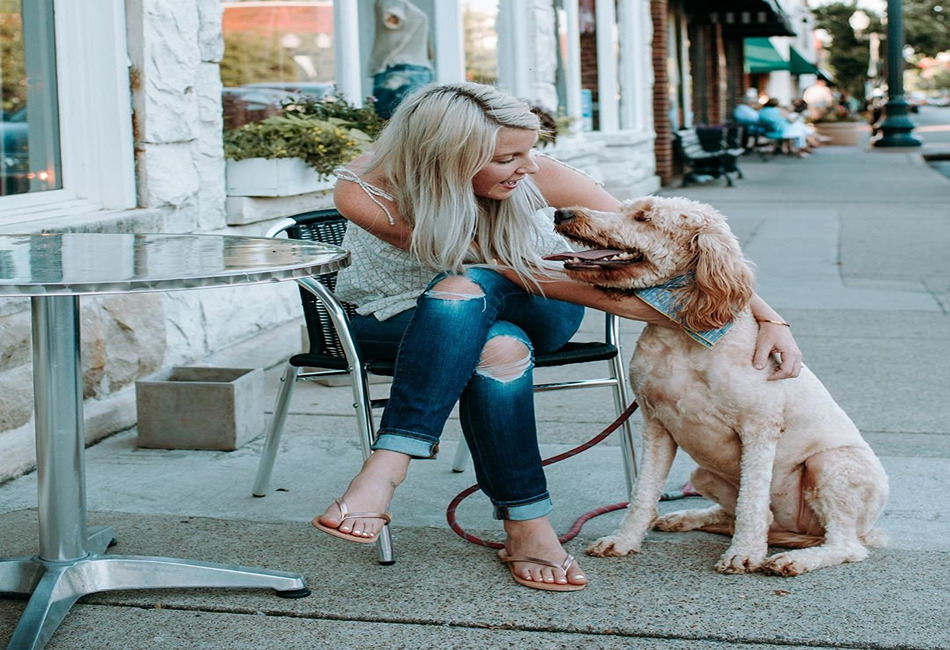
[{"x1": 553, "y1": 196, "x2": 889, "y2": 576}]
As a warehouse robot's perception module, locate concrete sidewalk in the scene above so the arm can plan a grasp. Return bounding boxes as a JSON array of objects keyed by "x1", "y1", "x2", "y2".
[{"x1": 2, "y1": 129, "x2": 950, "y2": 649}]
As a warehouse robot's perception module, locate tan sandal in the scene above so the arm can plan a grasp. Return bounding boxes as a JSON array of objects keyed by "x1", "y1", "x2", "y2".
[
  {"x1": 498, "y1": 549, "x2": 587, "y2": 592},
  {"x1": 311, "y1": 497, "x2": 392, "y2": 544}
]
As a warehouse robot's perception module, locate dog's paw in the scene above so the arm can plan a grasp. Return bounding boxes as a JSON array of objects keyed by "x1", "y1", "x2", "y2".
[
  {"x1": 761, "y1": 553, "x2": 807, "y2": 577},
  {"x1": 715, "y1": 548, "x2": 766, "y2": 574},
  {"x1": 586, "y1": 535, "x2": 640, "y2": 557},
  {"x1": 654, "y1": 511, "x2": 701, "y2": 532}
]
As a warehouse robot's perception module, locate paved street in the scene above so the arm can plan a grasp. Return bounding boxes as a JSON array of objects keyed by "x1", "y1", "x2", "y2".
[{"x1": 1, "y1": 108, "x2": 949, "y2": 649}]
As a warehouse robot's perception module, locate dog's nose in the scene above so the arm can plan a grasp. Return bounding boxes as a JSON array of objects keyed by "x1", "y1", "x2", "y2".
[{"x1": 553, "y1": 208, "x2": 576, "y2": 225}]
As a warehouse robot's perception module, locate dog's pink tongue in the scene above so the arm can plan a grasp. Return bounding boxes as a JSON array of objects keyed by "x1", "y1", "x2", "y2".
[{"x1": 544, "y1": 249, "x2": 625, "y2": 262}]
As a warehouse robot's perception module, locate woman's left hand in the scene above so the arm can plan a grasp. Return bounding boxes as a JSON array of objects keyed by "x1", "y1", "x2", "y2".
[{"x1": 753, "y1": 321, "x2": 802, "y2": 380}]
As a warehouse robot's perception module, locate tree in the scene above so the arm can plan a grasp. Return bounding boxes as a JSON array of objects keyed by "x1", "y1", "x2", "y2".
[
  {"x1": 813, "y1": 2, "x2": 881, "y2": 100},
  {"x1": 903, "y1": 0, "x2": 950, "y2": 59},
  {"x1": 220, "y1": 32, "x2": 297, "y2": 88},
  {"x1": 815, "y1": 0, "x2": 950, "y2": 99}
]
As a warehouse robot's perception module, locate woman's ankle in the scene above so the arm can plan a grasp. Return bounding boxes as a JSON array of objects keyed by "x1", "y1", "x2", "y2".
[{"x1": 360, "y1": 449, "x2": 411, "y2": 486}]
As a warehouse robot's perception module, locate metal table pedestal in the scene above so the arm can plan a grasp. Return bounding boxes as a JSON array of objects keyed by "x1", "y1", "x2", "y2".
[{"x1": 0, "y1": 296, "x2": 308, "y2": 650}]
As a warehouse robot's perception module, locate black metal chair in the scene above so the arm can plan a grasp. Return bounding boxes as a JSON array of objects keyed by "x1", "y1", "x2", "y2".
[{"x1": 252, "y1": 208, "x2": 638, "y2": 564}]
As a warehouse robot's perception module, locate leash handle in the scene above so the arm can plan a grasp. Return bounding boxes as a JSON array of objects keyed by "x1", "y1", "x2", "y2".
[{"x1": 446, "y1": 401, "x2": 640, "y2": 549}]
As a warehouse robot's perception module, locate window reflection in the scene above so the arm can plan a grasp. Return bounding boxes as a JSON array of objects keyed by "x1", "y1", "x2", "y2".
[
  {"x1": 0, "y1": 0, "x2": 62, "y2": 197},
  {"x1": 464, "y1": 0, "x2": 498, "y2": 85},
  {"x1": 221, "y1": 0, "x2": 336, "y2": 129}
]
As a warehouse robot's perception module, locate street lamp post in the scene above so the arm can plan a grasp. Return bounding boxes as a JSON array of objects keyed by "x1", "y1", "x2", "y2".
[
  {"x1": 848, "y1": 10, "x2": 875, "y2": 102},
  {"x1": 873, "y1": 0, "x2": 921, "y2": 147}
]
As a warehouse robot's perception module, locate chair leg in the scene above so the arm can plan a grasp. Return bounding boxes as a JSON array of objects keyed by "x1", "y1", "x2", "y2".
[
  {"x1": 253, "y1": 363, "x2": 299, "y2": 497},
  {"x1": 607, "y1": 352, "x2": 638, "y2": 498},
  {"x1": 346, "y1": 366, "x2": 395, "y2": 565},
  {"x1": 451, "y1": 439, "x2": 471, "y2": 473}
]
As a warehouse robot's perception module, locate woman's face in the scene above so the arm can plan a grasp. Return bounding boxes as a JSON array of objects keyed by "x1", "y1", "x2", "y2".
[{"x1": 472, "y1": 127, "x2": 540, "y2": 201}]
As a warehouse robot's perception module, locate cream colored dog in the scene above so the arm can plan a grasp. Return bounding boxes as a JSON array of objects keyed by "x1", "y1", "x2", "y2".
[{"x1": 550, "y1": 196, "x2": 888, "y2": 576}]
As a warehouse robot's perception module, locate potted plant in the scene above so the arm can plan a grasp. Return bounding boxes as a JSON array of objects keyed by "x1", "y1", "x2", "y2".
[
  {"x1": 812, "y1": 107, "x2": 869, "y2": 147},
  {"x1": 223, "y1": 94, "x2": 385, "y2": 197}
]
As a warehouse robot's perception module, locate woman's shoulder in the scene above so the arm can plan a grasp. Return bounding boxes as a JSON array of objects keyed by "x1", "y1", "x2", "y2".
[
  {"x1": 533, "y1": 152, "x2": 619, "y2": 211},
  {"x1": 333, "y1": 158, "x2": 399, "y2": 228}
]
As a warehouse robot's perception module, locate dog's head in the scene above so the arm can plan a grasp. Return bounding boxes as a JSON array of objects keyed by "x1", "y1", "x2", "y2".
[{"x1": 548, "y1": 196, "x2": 755, "y2": 331}]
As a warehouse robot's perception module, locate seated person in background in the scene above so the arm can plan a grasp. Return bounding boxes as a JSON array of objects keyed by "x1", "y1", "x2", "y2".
[
  {"x1": 791, "y1": 98, "x2": 830, "y2": 148},
  {"x1": 758, "y1": 98, "x2": 811, "y2": 157},
  {"x1": 732, "y1": 96, "x2": 765, "y2": 149}
]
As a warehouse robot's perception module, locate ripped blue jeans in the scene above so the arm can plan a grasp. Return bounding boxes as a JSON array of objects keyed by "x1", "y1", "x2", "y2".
[{"x1": 348, "y1": 268, "x2": 584, "y2": 520}]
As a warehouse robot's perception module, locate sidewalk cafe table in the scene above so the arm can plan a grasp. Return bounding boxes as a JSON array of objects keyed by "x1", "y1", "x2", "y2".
[{"x1": 0, "y1": 232, "x2": 349, "y2": 649}]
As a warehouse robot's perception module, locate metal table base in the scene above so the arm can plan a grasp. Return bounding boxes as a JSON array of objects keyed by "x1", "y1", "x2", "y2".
[{"x1": 0, "y1": 295, "x2": 309, "y2": 650}]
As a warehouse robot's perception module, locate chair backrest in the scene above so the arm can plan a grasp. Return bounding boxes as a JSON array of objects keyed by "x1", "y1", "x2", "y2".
[
  {"x1": 695, "y1": 125, "x2": 727, "y2": 152},
  {"x1": 272, "y1": 209, "x2": 355, "y2": 360}
]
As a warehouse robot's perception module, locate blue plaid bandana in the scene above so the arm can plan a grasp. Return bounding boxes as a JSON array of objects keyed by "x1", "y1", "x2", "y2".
[{"x1": 632, "y1": 274, "x2": 733, "y2": 348}]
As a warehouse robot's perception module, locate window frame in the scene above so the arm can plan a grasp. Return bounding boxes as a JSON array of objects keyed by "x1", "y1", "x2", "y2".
[{"x1": 0, "y1": 0, "x2": 135, "y2": 225}]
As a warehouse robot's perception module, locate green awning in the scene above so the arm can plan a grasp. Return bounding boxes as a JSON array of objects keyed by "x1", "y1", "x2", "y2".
[
  {"x1": 789, "y1": 47, "x2": 819, "y2": 75},
  {"x1": 744, "y1": 37, "x2": 789, "y2": 74}
]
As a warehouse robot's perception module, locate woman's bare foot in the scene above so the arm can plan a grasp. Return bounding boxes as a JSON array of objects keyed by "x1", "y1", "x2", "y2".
[
  {"x1": 313, "y1": 450, "x2": 410, "y2": 541},
  {"x1": 500, "y1": 517, "x2": 587, "y2": 588}
]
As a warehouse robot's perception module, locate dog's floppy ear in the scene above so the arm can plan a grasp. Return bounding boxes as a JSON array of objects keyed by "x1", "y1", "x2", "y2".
[{"x1": 678, "y1": 227, "x2": 755, "y2": 331}]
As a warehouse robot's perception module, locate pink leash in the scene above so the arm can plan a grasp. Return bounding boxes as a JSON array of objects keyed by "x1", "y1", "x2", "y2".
[{"x1": 446, "y1": 400, "x2": 700, "y2": 549}]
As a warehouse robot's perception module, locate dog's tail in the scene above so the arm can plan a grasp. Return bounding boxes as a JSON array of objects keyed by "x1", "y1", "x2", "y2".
[
  {"x1": 697, "y1": 524, "x2": 825, "y2": 549},
  {"x1": 698, "y1": 524, "x2": 887, "y2": 549}
]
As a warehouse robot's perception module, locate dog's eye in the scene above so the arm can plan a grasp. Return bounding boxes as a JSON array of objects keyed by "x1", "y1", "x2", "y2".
[{"x1": 634, "y1": 212, "x2": 651, "y2": 222}]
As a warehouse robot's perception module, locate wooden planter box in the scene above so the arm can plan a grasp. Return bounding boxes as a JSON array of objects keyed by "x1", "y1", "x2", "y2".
[
  {"x1": 135, "y1": 366, "x2": 264, "y2": 450},
  {"x1": 814, "y1": 122, "x2": 868, "y2": 147},
  {"x1": 226, "y1": 157, "x2": 334, "y2": 197}
]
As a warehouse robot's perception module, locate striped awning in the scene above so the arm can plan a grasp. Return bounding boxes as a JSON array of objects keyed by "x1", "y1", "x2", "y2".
[
  {"x1": 789, "y1": 47, "x2": 819, "y2": 75},
  {"x1": 744, "y1": 38, "x2": 789, "y2": 74}
]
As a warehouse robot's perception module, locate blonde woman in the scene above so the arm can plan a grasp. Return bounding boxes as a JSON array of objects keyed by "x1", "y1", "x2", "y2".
[{"x1": 314, "y1": 82, "x2": 802, "y2": 591}]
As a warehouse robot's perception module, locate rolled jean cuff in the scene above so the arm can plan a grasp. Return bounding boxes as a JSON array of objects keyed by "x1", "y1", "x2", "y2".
[
  {"x1": 372, "y1": 431, "x2": 439, "y2": 459},
  {"x1": 492, "y1": 495, "x2": 553, "y2": 521}
]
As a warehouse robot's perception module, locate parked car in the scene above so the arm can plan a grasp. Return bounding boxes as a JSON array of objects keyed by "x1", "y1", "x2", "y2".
[
  {"x1": 221, "y1": 86, "x2": 299, "y2": 129},
  {"x1": 242, "y1": 81, "x2": 335, "y2": 102},
  {"x1": 1, "y1": 108, "x2": 29, "y2": 195}
]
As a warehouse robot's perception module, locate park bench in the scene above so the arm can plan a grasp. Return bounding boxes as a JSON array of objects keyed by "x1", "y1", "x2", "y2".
[{"x1": 673, "y1": 125, "x2": 745, "y2": 187}]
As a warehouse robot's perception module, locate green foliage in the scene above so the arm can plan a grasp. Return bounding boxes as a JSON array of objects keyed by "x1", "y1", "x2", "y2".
[
  {"x1": 224, "y1": 112, "x2": 374, "y2": 179},
  {"x1": 220, "y1": 32, "x2": 296, "y2": 87},
  {"x1": 903, "y1": 0, "x2": 950, "y2": 58},
  {"x1": 813, "y1": 2, "x2": 881, "y2": 100},
  {"x1": 0, "y1": 11, "x2": 25, "y2": 114},
  {"x1": 282, "y1": 94, "x2": 388, "y2": 140},
  {"x1": 815, "y1": 1, "x2": 950, "y2": 99}
]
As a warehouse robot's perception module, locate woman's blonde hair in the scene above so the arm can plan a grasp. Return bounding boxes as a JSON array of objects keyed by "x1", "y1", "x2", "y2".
[{"x1": 364, "y1": 82, "x2": 554, "y2": 281}]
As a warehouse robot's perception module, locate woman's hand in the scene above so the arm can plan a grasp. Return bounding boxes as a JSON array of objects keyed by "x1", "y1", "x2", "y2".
[
  {"x1": 753, "y1": 320, "x2": 802, "y2": 380},
  {"x1": 748, "y1": 294, "x2": 802, "y2": 380}
]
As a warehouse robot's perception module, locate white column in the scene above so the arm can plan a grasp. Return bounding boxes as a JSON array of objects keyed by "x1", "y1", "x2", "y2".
[
  {"x1": 562, "y1": 0, "x2": 583, "y2": 129},
  {"x1": 617, "y1": 0, "x2": 637, "y2": 131},
  {"x1": 595, "y1": 0, "x2": 619, "y2": 132},
  {"x1": 433, "y1": 0, "x2": 464, "y2": 83},
  {"x1": 333, "y1": 0, "x2": 362, "y2": 106},
  {"x1": 502, "y1": 0, "x2": 532, "y2": 98}
]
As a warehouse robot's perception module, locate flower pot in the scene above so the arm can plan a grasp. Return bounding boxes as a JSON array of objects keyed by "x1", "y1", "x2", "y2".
[
  {"x1": 814, "y1": 122, "x2": 868, "y2": 147},
  {"x1": 225, "y1": 157, "x2": 334, "y2": 197},
  {"x1": 135, "y1": 366, "x2": 264, "y2": 450}
]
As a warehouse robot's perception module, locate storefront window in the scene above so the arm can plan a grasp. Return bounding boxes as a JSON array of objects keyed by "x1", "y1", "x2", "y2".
[
  {"x1": 220, "y1": 0, "x2": 336, "y2": 129},
  {"x1": 463, "y1": 0, "x2": 498, "y2": 85},
  {"x1": 0, "y1": 0, "x2": 62, "y2": 197}
]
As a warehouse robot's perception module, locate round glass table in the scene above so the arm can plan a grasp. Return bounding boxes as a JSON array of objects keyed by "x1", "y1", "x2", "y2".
[{"x1": 0, "y1": 233, "x2": 349, "y2": 650}]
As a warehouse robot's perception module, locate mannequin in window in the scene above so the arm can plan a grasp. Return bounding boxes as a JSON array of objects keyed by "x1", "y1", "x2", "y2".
[{"x1": 370, "y1": 0, "x2": 434, "y2": 119}]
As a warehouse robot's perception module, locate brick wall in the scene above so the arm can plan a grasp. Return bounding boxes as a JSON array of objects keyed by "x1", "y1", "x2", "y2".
[{"x1": 651, "y1": 0, "x2": 673, "y2": 185}]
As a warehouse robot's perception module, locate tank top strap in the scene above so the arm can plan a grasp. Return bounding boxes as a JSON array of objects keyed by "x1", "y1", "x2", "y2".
[{"x1": 333, "y1": 166, "x2": 397, "y2": 225}]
